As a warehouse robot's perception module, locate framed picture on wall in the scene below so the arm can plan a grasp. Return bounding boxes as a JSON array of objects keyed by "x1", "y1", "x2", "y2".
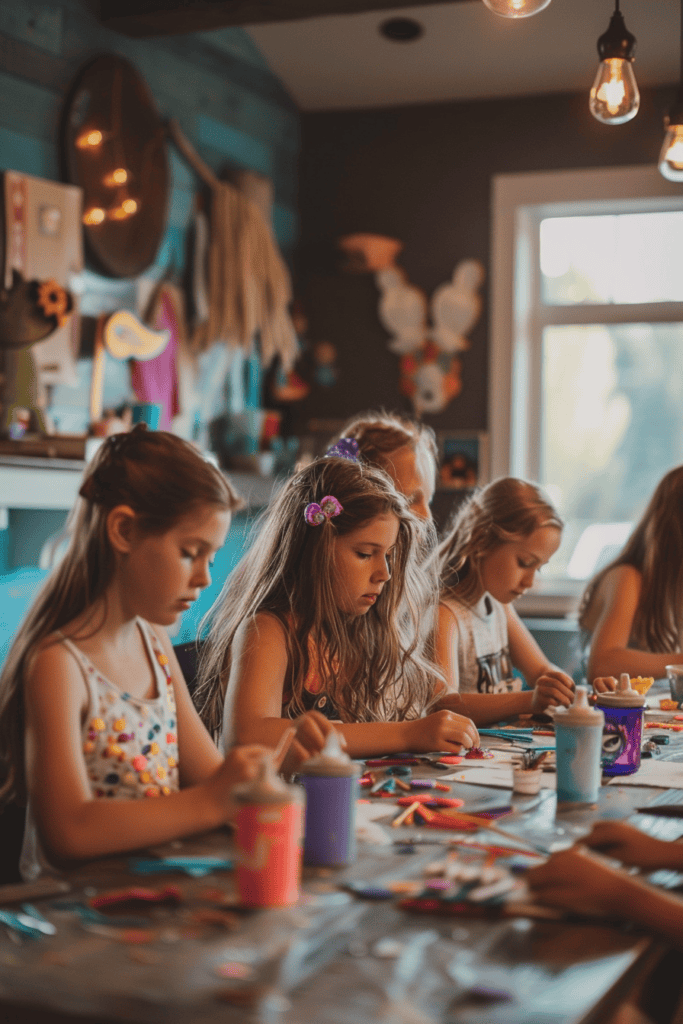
[{"x1": 436, "y1": 431, "x2": 489, "y2": 491}]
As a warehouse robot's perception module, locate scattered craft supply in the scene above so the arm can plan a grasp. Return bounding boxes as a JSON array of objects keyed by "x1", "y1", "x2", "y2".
[
  {"x1": 128, "y1": 857, "x2": 234, "y2": 877},
  {"x1": 90, "y1": 885, "x2": 182, "y2": 910},
  {"x1": 465, "y1": 748, "x2": 495, "y2": 760}
]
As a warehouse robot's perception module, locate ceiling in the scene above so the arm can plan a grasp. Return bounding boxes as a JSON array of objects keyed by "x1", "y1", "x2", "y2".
[{"x1": 244, "y1": 0, "x2": 681, "y2": 112}]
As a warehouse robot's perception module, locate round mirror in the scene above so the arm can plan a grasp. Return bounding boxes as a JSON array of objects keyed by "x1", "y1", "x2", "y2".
[{"x1": 62, "y1": 54, "x2": 169, "y2": 279}]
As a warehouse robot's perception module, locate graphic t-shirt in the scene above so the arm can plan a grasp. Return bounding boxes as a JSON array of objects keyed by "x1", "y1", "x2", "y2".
[{"x1": 440, "y1": 594, "x2": 521, "y2": 695}]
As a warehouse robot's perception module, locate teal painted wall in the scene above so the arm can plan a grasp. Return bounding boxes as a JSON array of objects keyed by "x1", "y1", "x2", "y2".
[{"x1": 0, "y1": 0, "x2": 299, "y2": 255}]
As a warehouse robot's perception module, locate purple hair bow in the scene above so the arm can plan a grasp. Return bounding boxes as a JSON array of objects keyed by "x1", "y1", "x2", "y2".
[
  {"x1": 325, "y1": 437, "x2": 360, "y2": 462},
  {"x1": 304, "y1": 495, "x2": 344, "y2": 526}
]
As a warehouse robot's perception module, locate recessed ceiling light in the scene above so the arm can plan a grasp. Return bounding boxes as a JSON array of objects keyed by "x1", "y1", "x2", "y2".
[{"x1": 379, "y1": 17, "x2": 424, "y2": 42}]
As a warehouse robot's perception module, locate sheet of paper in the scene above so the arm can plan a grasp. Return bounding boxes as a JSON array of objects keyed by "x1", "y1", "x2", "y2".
[
  {"x1": 606, "y1": 759, "x2": 683, "y2": 788},
  {"x1": 355, "y1": 800, "x2": 393, "y2": 843}
]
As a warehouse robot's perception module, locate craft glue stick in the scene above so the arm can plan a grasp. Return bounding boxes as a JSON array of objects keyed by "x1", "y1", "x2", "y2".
[
  {"x1": 298, "y1": 729, "x2": 361, "y2": 866},
  {"x1": 232, "y1": 755, "x2": 304, "y2": 907}
]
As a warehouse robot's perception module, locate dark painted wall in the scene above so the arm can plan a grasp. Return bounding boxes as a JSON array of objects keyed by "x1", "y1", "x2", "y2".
[{"x1": 296, "y1": 85, "x2": 677, "y2": 433}]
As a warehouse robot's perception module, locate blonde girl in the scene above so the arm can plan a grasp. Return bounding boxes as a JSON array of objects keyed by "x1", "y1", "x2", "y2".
[
  {"x1": 334, "y1": 410, "x2": 437, "y2": 522},
  {"x1": 434, "y1": 478, "x2": 575, "y2": 726},
  {"x1": 579, "y1": 465, "x2": 683, "y2": 681},
  {"x1": 196, "y1": 444, "x2": 479, "y2": 760},
  {"x1": 0, "y1": 426, "x2": 310, "y2": 880}
]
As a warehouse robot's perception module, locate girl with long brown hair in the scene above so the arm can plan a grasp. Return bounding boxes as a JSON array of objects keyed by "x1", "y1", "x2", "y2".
[
  {"x1": 434, "y1": 477, "x2": 577, "y2": 725},
  {"x1": 579, "y1": 465, "x2": 683, "y2": 680},
  {"x1": 0, "y1": 426, "x2": 320, "y2": 880},
  {"x1": 196, "y1": 442, "x2": 479, "y2": 759}
]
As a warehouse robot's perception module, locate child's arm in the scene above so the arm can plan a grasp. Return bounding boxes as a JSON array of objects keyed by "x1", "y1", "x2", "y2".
[
  {"x1": 587, "y1": 565, "x2": 680, "y2": 679},
  {"x1": 223, "y1": 613, "x2": 479, "y2": 758},
  {"x1": 526, "y1": 845, "x2": 683, "y2": 950},
  {"x1": 24, "y1": 642, "x2": 266, "y2": 864},
  {"x1": 505, "y1": 606, "x2": 574, "y2": 707},
  {"x1": 433, "y1": 603, "x2": 570, "y2": 726}
]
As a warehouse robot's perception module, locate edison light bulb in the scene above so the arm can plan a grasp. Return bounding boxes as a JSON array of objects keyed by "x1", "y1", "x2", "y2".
[
  {"x1": 659, "y1": 122, "x2": 683, "y2": 182},
  {"x1": 589, "y1": 57, "x2": 639, "y2": 125},
  {"x1": 482, "y1": 0, "x2": 551, "y2": 18}
]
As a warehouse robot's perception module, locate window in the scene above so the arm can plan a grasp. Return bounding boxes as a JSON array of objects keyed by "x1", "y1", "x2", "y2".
[{"x1": 490, "y1": 167, "x2": 683, "y2": 610}]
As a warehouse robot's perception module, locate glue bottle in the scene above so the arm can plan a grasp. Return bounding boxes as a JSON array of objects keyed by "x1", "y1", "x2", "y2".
[
  {"x1": 232, "y1": 755, "x2": 304, "y2": 907},
  {"x1": 298, "y1": 729, "x2": 361, "y2": 866},
  {"x1": 595, "y1": 673, "x2": 645, "y2": 777},
  {"x1": 554, "y1": 685, "x2": 604, "y2": 808}
]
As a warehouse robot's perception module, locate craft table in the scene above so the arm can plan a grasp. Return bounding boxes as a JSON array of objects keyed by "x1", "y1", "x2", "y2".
[{"x1": 2, "y1": 724, "x2": 683, "y2": 1024}]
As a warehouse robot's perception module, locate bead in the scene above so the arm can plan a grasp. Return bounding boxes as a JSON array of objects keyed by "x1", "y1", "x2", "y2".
[
  {"x1": 157, "y1": 654, "x2": 169, "y2": 666},
  {"x1": 83, "y1": 741, "x2": 95, "y2": 754},
  {"x1": 150, "y1": 742, "x2": 160, "y2": 756},
  {"x1": 156, "y1": 766, "x2": 166, "y2": 780},
  {"x1": 142, "y1": 744, "x2": 152, "y2": 755},
  {"x1": 140, "y1": 771, "x2": 152, "y2": 784},
  {"x1": 91, "y1": 718, "x2": 105, "y2": 731},
  {"x1": 104, "y1": 773, "x2": 119, "y2": 785},
  {"x1": 166, "y1": 733, "x2": 176, "y2": 744},
  {"x1": 132, "y1": 755, "x2": 147, "y2": 771},
  {"x1": 145, "y1": 787, "x2": 160, "y2": 798},
  {"x1": 113, "y1": 718, "x2": 126, "y2": 731},
  {"x1": 161, "y1": 786, "x2": 171, "y2": 796},
  {"x1": 167, "y1": 756, "x2": 177, "y2": 769},
  {"x1": 118, "y1": 733, "x2": 133, "y2": 743},
  {"x1": 153, "y1": 724, "x2": 161, "y2": 733}
]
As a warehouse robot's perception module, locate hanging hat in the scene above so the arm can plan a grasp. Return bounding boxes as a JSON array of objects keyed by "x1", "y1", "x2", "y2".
[{"x1": 0, "y1": 269, "x2": 73, "y2": 350}]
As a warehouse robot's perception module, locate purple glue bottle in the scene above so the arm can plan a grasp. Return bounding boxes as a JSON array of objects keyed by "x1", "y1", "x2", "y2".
[
  {"x1": 595, "y1": 673, "x2": 645, "y2": 777},
  {"x1": 298, "y1": 729, "x2": 361, "y2": 866}
]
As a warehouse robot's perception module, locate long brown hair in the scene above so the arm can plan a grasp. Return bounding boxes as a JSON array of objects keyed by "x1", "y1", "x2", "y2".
[
  {"x1": 437, "y1": 477, "x2": 563, "y2": 605},
  {"x1": 195, "y1": 455, "x2": 442, "y2": 739},
  {"x1": 579, "y1": 465, "x2": 683, "y2": 652},
  {"x1": 0, "y1": 425, "x2": 240, "y2": 806}
]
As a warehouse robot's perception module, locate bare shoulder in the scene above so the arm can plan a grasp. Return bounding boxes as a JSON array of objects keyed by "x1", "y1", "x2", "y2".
[
  {"x1": 235, "y1": 610, "x2": 289, "y2": 649},
  {"x1": 24, "y1": 635, "x2": 88, "y2": 709},
  {"x1": 600, "y1": 564, "x2": 642, "y2": 602}
]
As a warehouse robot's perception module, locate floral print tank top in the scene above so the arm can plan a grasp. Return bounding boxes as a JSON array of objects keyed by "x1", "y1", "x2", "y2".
[{"x1": 20, "y1": 619, "x2": 180, "y2": 879}]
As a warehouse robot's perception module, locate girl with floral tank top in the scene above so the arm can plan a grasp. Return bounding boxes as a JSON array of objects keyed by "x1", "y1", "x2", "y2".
[{"x1": 0, "y1": 427, "x2": 330, "y2": 880}]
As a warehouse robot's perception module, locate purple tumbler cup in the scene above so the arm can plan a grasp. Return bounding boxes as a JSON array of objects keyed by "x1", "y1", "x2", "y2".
[
  {"x1": 299, "y1": 730, "x2": 360, "y2": 866},
  {"x1": 595, "y1": 673, "x2": 645, "y2": 777}
]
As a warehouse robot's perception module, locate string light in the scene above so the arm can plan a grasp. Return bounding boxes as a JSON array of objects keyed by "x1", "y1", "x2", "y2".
[
  {"x1": 82, "y1": 207, "x2": 106, "y2": 225},
  {"x1": 103, "y1": 168, "x2": 129, "y2": 186},
  {"x1": 76, "y1": 129, "x2": 103, "y2": 150}
]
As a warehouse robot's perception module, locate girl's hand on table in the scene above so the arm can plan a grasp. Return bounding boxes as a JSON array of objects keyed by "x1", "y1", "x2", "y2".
[
  {"x1": 581, "y1": 820, "x2": 677, "y2": 870},
  {"x1": 279, "y1": 711, "x2": 338, "y2": 777},
  {"x1": 406, "y1": 710, "x2": 479, "y2": 753},
  {"x1": 592, "y1": 676, "x2": 618, "y2": 693},
  {"x1": 531, "y1": 670, "x2": 574, "y2": 712},
  {"x1": 526, "y1": 846, "x2": 631, "y2": 918}
]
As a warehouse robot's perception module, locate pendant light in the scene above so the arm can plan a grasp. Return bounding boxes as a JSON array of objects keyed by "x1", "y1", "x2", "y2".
[
  {"x1": 659, "y1": 0, "x2": 683, "y2": 181},
  {"x1": 589, "y1": 2, "x2": 639, "y2": 125},
  {"x1": 481, "y1": 0, "x2": 551, "y2": 19}
]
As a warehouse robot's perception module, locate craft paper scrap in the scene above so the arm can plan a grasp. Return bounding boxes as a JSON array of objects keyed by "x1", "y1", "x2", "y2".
[
  {"x1": 439, "y1": 765, "x2": 557, "y2": 790},
  {"x1": 606, "y1": 759, "x2": 683, "y2": 788},
  {"x1": 355, "y1": 800, "x2": 393, "y2": 844}
]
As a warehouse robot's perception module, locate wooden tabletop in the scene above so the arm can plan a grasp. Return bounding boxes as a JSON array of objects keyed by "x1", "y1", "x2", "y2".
[{"x1": 1, "y1": 714, "x2": 683, "y2": 1024}]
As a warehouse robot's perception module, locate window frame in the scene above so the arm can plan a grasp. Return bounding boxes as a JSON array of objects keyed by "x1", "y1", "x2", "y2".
[{"x1": 489, "y1": 165, "x2": 683, "y2": 611}]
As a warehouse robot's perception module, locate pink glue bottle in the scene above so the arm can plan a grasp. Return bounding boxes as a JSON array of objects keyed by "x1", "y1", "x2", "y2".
[{"x1": 232, "y1": 755, "x2": 305, "y2": 907}]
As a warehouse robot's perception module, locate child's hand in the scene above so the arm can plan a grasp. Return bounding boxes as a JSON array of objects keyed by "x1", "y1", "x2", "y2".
[
  {"x1": 593, "y1": 676, "x2": 618, "y2": 693},
  {"x1": 581, "y1": 820, "x2": 676, "y2": 870},
  {"x1": 531, "y1": 669, "x2": 574, "y2": 712},
  {"x1": 406, "y1": 710, "x2": 479, "y2": 753},
  {"x1": 525, "y1": 845, "x2": 631, "y2": 919},
  {"x1": 279, "y1": 712, "x2": 338, "y2": 778},
  {"x1": 210, "y1": 744, "x2": 269, "y2": 818}
]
